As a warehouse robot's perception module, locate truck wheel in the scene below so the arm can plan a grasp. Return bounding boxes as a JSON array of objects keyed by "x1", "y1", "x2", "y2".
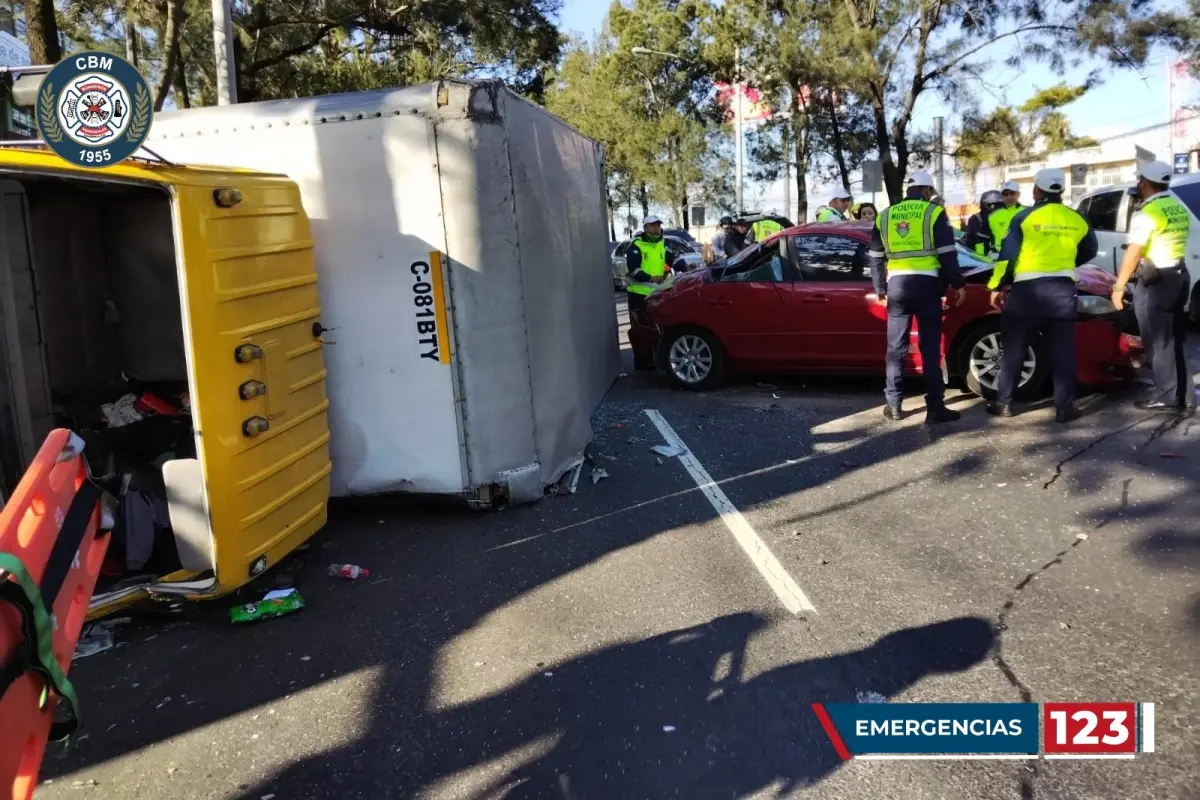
[
  {"x1": 658, "y1": 328, "x2": 724, "y2": 390},
  {"x1": 957, "y1": 319, "x2": 1048, "y2": 401}
]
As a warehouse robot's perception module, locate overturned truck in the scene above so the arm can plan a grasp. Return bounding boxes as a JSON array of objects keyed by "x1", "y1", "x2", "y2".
[{"x1": 149, "y1": 79, "x2": 620, "y2": 505}]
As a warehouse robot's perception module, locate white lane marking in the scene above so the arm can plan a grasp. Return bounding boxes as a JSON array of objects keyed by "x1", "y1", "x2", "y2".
[{"x1": 644, "y1": 409, "x2": 816, "y2": 615}]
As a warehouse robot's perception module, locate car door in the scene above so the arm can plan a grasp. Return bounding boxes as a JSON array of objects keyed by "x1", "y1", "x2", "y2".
[
  {"x1": 779, "y1": 234, "x2": 886, "y2": 369},
  {"x1": 702, "y1": 242, "x2": 795, "y2": 366},
  {"x1": 1081, "y1": 189, "x2": 1128, "y2": 273},
  {"x1": 612, "y1": 240, "x2": 630, "y2": 284}
]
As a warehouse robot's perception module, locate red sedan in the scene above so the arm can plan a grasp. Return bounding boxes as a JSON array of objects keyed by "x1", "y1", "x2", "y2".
[{"x1": 629, "y1": 221, "x2": 1143, "y2": 399}]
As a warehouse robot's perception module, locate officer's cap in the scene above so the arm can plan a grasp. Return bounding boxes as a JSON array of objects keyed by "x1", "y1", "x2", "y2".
[
  {"x1": 1033, "y1": 168, "x2": 1066, "y2": 194},
  {"x1": 1137, "y1": 161, "x2": 1174, "y2": 185},
  {"x1": 643, "y1": 214, "x2": 663, "y2": 226},
  {"x1": 908, "y1": 170, "x2": 936, "y2": 188},
  {"x1": 1002, "y1": 180, "x2": 1021, "y2": 193},
  {"x1": 830, "y1": 188, "x2": 853, "y2": 200},
  {"x1": 981, "y1": 190, "x2": 1004, "y2": 205}
]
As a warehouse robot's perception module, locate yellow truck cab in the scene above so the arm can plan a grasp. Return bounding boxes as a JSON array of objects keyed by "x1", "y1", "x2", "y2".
[{"x1": 0, "y1": 146, "x2": 331, "y2": 618}]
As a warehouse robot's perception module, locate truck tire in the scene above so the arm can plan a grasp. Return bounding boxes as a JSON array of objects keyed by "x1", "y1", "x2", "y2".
[
  {"x1": 658, "y1": 327, "x2": 724, "y2": 390},
  {"x1": 956, "y1": 318, "x2": 1048, "y2": 401}
]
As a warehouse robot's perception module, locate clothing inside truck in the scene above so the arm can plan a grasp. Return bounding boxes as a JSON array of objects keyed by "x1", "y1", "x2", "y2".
[{"x1": 0, "y1": 174, "x2": 202, "y2": 590}]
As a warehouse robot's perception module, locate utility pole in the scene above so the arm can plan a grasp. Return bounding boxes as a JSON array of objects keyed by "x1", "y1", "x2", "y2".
[
  {"x1": 782, "y1": 119, "x2": 790, "y2": 222},
  {"x1": 734, "y1": 46, "x2": 744, "y2": 214},
  {"x1": 212, "y1": 0, "x2": 237, "y2": 104},
  {"x1": 934, "y1": 116, "x2": 945, "y2": 196}
]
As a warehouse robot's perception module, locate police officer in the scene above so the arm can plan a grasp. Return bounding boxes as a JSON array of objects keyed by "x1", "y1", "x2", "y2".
[
  {"x1": 869, "y1": 170, "x2": 967, "y2": 424},
  {"x1": 963, "y1": 190, "x2": 1005, "y2": 259},
  {"x1": 818, "y1": 190, "x2": 853, "y2": 221},
  {"x1": 986, "y1": 168, "x2": 1097, "y2": 423},
  {"x1": 989, "y1": 180, "x2": 1025, "y2": 246},
  {"x1": 1111, "y1": 161, "x2": 1196, "y2": 412},
  {"x1": 751, "y1": 214, "x2": 784, "y2": 241},
  {"x1": 625, "y1": 215, "x2": 683, "y2": 323}
]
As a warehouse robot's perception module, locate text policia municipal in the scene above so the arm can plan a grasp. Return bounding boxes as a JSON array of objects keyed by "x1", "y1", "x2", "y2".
[{"x1": 856, "y1": 718, "x2": 1025, "y2": 737}]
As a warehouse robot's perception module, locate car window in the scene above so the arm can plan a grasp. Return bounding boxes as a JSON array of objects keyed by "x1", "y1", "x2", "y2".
[
  {"x1": 1172, "y1": 182, "x2": 1200, "y2": 220},
  {"x1": 614, "y1": 241, "x2": 629, "y2": 257},
  {"x1": 793, "y1": 235, "x2": 870, "y2": 281},
  {"x1": 1075, "y1": 196, "x2": 1092, "y2": 217},
  {"x1": 955, "y1": 244, "x2": 992, "y2": 270},
  {"x1": 1084, "y1": 190, "x2": 1122, "y2": 231},
  {"x1": 719, "y1": 243, "x2": 785, "y2": 282},
  {"x1": 666, "y1": 235, "x2": 698, "y2": 253}
]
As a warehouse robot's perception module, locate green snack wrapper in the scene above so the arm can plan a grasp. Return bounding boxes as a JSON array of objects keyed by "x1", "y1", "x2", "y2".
[{"x1": 229, "y1": 589, "x2": 305, "y2": 624}]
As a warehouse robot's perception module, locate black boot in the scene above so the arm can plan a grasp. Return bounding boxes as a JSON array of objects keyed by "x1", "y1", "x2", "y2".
[
  {"x1": 925, "y1": 406, "x2": 961, "y2": 424},
  {"x1": 1055, "y1": 406, "x2": 1081, "y2": 424},
  {"x1": 986, "y1": 403, "x2": 1015, "y2": 417},
  {"x1": 883, "y1": 405, "x2": 903, "y2": 421}
]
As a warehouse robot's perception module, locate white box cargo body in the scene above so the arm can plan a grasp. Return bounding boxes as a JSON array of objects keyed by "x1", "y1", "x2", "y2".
[{"x1": 149, "y1": 80, "x2": 619, "y2": 504}]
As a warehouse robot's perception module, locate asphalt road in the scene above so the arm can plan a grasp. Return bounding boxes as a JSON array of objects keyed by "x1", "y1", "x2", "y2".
[{"x1": 37, "y1": 295, "x2": 1199, "y2": 800}]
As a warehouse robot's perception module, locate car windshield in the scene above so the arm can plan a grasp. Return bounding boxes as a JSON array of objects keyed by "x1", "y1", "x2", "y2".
[
  {"x1": 956, "y1": 244, "x2": 993, "y2": 271},
  {"x1": 721, "y1": 242, "x2": 762, "y2": 270}
]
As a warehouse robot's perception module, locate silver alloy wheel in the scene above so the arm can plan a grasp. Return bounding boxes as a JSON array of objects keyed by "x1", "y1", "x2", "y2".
[
  {"x1": 969, "y1": 332, "x2": 1035, "y2": 391},
  {"x1": 669, "y1": 334, "x2": 714, "y2": 384}
]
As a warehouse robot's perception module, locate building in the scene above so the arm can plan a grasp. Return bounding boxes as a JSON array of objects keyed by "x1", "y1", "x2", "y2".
[{"x1": 0, "y1": 27, "x2": 34, "y2": 139}]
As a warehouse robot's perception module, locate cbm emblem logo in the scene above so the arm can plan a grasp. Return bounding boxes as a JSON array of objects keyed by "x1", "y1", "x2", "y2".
[
  {"x1": 895, "y1": 221, "x2": 911, "y2": 237},
  {"x1": 36, "y1": 52, "x2": 152, "y2": 169}
]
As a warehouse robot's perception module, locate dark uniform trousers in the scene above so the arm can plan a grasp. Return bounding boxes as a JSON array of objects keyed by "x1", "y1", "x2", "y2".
[
  {"x1": 998, "y1": 277, "x2": 1077, "y2": 409},
  {"x1": 626, "y1": 290, "x2": 648, "y2": 319},
  {"x1": 885, "y1": 275, "x2": 944, "y2": 409},
  {"x1": 1133, "y1": 265, "x2": 1195, "y2": 407}
]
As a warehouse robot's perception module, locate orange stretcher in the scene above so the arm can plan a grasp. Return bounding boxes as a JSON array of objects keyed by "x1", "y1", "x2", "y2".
[{"x1": 0, "y1": 429, "x2": 109, "y2": 800}]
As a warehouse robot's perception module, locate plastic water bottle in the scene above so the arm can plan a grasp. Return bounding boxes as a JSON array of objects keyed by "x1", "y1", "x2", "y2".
[{"x1": 328, "y1": 564, "x2": 371, "y2": 580}]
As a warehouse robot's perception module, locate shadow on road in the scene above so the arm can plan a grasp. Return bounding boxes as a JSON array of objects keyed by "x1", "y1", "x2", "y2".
[{"x1": 233, "y1": 615, "x2": 996, "y2": 798}]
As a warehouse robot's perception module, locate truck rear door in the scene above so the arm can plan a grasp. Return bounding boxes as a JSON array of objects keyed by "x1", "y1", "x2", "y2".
[{"x1": 171, "y1": 173, "x2": 332, "y2": 592}]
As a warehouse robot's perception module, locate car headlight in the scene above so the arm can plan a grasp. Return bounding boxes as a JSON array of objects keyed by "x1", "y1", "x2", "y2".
[{"x1": 1077, "y1": 295, "x2": 1118, "y2": 316}]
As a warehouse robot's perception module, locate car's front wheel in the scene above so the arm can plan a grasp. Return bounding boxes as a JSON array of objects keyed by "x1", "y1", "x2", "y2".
[
  {"x1": 957, "y1": 319, "x2": 1048, "y2": 400},
  {"x1": 658, "y1": 328, "x2": 724, "y2": 390}
]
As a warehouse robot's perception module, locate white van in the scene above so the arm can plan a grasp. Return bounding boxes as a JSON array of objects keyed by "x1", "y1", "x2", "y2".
[{"x1": 1074, "y1": 173, "x2": 1200, "y2": 320}]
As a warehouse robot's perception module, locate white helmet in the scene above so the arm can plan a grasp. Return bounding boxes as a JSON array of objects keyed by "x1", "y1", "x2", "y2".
[
  {"x1": 643, "y1": 214, "x2": 663, "y2": 226},
  {"x1": 908, "y1": 170, "x2": 936, "y2": 188},
  {"x1": 1137, "y1": 161, "x2": 1174, "y2": 185},
  {"x1": 1033, "y1": 168, "x2": 1066, "y2": 194}
]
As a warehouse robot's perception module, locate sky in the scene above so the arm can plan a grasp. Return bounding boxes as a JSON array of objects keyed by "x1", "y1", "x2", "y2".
[{"x1": 555, "y1": 0, "x2": 1190, "y2": 218}]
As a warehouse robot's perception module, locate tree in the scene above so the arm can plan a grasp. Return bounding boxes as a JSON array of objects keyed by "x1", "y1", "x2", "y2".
[
  {"x1": 825, "y1": 0, "x2": 1167, "y2": 202},
  {"x1": 24, "y1": 0, "x2": 61, "y2": 64},
  {"x1": 704, "y1": 0, "x2": 876, "y2": 220},
  {"x1": 606, "y1": 0, "x2": 714, "y2": 229},
  {"x1": 60, "y1": 0, "x2": 563, "y2": 109},
  {"x1": 955, "y1": 84, "x2": 1099, "y2": 175},
  {"x1": 548, "y1": 2, "x2": 718, "y2": 230}
]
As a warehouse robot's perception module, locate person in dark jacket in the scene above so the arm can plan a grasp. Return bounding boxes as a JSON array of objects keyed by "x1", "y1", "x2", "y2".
[
  {"x1": 962, "y1": 190, "x2": 1005, "y2": 259},
  {"x1": 722, "y1": 218, "x2": 754, "y2": 258}
]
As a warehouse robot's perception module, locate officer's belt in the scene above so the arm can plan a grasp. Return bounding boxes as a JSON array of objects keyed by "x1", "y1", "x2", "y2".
[{"x1": 880, "y1": 245, "x2": 957, "y2": 258}]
